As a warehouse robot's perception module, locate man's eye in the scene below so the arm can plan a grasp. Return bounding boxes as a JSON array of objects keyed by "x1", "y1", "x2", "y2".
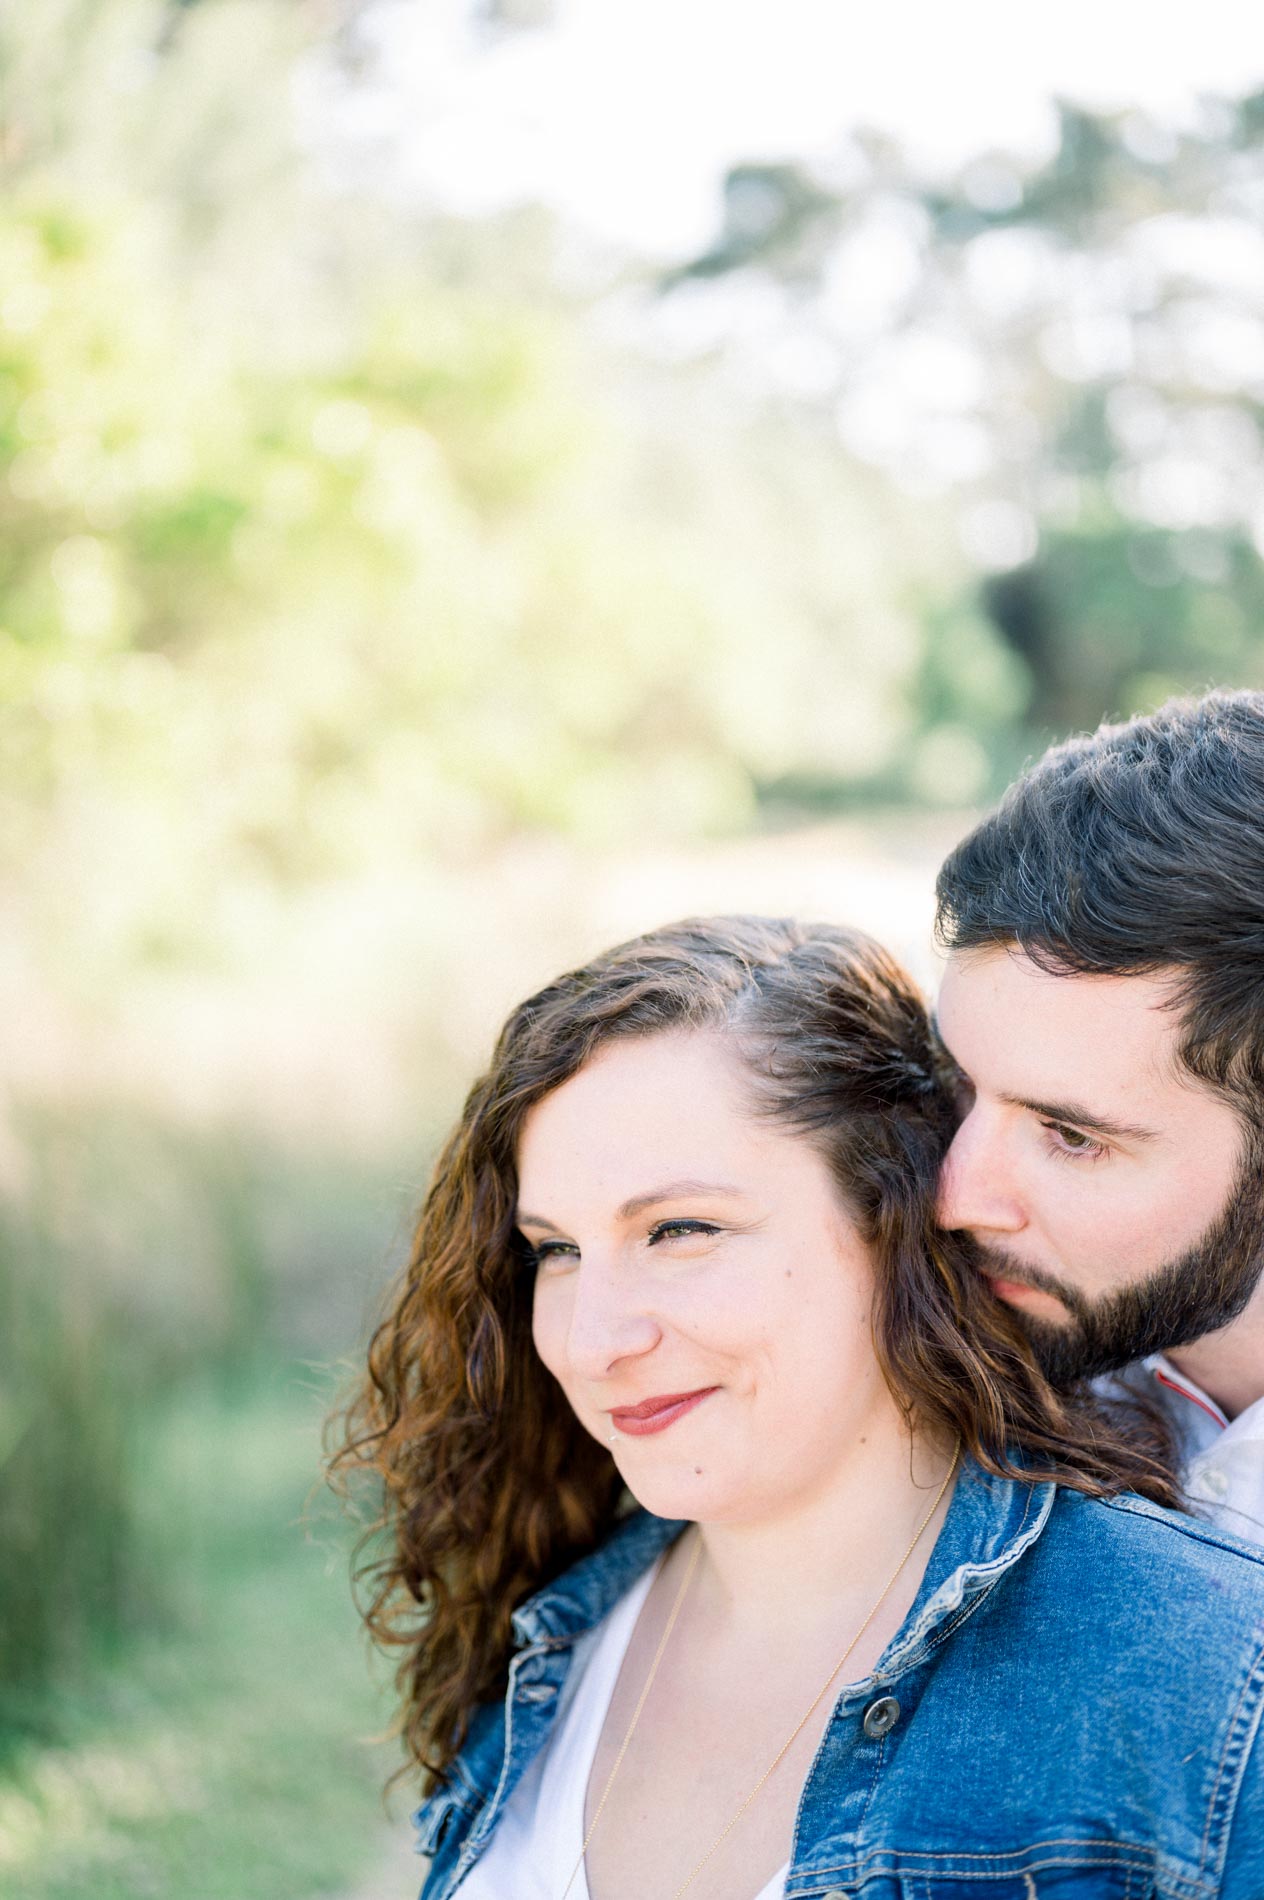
[{"x1": 1040, "y1": 1120, "x2": 1107, "y2": 1160}]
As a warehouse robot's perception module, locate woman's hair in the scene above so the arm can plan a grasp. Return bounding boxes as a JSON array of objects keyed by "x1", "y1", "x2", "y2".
[{"x1": 328, "y1": 915, "x2": 1177, "y2": 1789}]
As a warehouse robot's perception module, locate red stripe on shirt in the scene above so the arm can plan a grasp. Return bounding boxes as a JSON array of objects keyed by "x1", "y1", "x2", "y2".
[{"x1": 1153, "y1": 1366, "x2": 1226, "y2": 1431}]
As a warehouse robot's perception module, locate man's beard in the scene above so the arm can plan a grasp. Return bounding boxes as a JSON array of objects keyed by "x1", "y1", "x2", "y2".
[{"x1": 972, "y1": 1137, "x2": 1264, "y2": 1389}]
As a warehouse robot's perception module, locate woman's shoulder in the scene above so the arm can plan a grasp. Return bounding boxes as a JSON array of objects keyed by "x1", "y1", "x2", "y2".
[
  {"x1": 1067, "y1": 1482, "x2": 1264, "y2": 1565},
  {"x1": 1038, "y1": 1481, "x2": 1264, "y2": 1625}
]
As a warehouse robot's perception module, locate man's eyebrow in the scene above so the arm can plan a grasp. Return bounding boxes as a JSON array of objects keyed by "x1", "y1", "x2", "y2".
[
  {"x1": 1004, "y1": 1094, "x2": 1160, "y2": 1143},
  {"x1": 517, "y1": 1180, "x2": 745, "y2": 1232}
]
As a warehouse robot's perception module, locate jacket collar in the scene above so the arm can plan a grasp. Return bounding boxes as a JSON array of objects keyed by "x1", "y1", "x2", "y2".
[
  {"x1": 510, "y1": 1506, "x2": 685, "y2": 1648},
  {"x1": 870, "y1": 1456, "x2": 1055, "y2": 1681},
  {"x1": 509, "y1": 1456, "x2": 1056, "y2": 1664}
]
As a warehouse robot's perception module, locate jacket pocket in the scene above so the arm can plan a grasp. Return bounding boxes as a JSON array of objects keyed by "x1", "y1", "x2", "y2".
[{"x1": 893, "y1": 1868, "x2": 1155, "y2": 1899}]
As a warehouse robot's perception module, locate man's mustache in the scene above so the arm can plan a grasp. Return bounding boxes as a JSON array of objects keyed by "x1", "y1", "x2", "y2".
[{"x1": 967, "y1": 1243, "x2": 1092, "y2": 1328}]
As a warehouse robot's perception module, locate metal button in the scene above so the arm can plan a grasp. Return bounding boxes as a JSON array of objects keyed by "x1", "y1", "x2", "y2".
[
  {"x1": 822, "y1": 1890, "x2": 848, "y2": 1899},
  {"x1": 862, "y1": 1694, "x2": 901, "y2": 1740}
]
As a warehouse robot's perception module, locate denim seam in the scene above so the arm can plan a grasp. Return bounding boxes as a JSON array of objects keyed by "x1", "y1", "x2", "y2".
[
  {"x1": 796, "y1": 1837, "x2": 1172, "y2": 1873},
  {"x1": 1196, "y1": 1626, "x2": 1264, "y2": 1887},
  {"x1": 789, "y1": 1679, "x2": 889, "y2": 1872},
  {"x1": 854, "y1": 1726, "x2": 889, "y2": 1838},
  {"x1": 788, "y1": 1860, "x2": 1163, "y2": 1898},
  {"x1": 1105, "y1": 1494, "x2": 1264, "y2": 1573},
  {"x1": 458, "y1": 1645, "x2": 540, "y2": 1863},
  {"x1": 881, "y1": 1563, "x2": 1008, "y2": 1681}
]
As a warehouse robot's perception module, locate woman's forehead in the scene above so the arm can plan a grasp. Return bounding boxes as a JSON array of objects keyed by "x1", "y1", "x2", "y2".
[{"x1": 515, "y1": 1030, "x2": 813, "y2": 1209}]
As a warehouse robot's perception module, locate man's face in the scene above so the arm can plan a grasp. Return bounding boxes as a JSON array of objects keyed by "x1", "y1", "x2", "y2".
[{"x1": 935, "y1": 946, "x2": 1263, "y2": 1384}]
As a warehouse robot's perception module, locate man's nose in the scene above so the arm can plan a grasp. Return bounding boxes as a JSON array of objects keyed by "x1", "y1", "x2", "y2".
[
  {"x1": 565, "y1": 1258, "x2": 661, "y2": 1381},
  {"x1": 936, "y1": 1108, "x2": 1026, "y2": 1235}
]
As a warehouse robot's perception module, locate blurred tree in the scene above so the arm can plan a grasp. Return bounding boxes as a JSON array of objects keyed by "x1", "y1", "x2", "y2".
[
  {"x1": 670, "y1": 94, "x2": 1264, "y2": 734},
  {"x1": 0, "y1": 0, "x2": 966, "y2": 989}
]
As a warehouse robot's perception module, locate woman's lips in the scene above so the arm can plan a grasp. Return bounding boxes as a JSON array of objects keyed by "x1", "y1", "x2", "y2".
[
  {"x1": 608, "y1": 1387, "x2": 718, "y2": 1437},
  {"x1": 987, "y1": 1275, "x2": 1035, "y2": 1302},
  {"x1": 986, "y1": 1275, "x2": 1070, "y2": 1320}
]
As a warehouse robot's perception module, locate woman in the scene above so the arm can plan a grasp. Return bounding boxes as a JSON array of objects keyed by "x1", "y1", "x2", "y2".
[{"x1": 333, "y1": 916, "x2": 1264, "y2": 1900}]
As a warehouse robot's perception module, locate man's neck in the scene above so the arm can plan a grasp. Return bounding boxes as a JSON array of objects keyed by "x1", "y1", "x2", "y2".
[{"x1": 1164, "y1": 1290, "x2": 1264, "y2": 1421}]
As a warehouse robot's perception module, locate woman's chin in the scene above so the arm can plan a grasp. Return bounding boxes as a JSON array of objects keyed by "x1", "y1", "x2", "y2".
[{"x1": 616, "y1": 1465, "x2": 757, "y2": 1525}]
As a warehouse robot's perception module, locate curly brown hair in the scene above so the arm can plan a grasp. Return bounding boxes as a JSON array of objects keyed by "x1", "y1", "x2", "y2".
[{"x1": 328, "y1": 915, "x2": 1177, "y2": 1791}]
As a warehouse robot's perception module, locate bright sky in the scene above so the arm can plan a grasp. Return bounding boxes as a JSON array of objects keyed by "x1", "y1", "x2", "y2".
[{"x1": 354, "y1": 0, "x2": 1264, "y2": 253}]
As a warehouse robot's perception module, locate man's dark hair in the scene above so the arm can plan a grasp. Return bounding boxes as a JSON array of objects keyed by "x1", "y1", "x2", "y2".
[{"x1": 935, "y1": 690, "x2": 1264, "y2": 1120}]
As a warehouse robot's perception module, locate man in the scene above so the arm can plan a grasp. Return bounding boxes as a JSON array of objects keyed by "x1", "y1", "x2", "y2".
[{"x1": 934, "y1": 688, "x2": 1264, "y2": 1543}]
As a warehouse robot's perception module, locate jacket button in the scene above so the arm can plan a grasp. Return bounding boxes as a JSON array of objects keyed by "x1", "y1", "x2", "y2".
[
  {"x1": 822, "y1": 1891, "x2": 848, "y2": 1899},
  {"x1": 861, "y1": 1694, "x2": 901, "y2": 1739}
]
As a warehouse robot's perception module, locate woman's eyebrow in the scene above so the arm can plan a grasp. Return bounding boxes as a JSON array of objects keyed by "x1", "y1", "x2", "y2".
[
  {"x1": 516, "y1": 1180, "x2": 744, "y2": 1233},
  {"x1": 616, "y1": 1180, "x2": 744, "y2": 1220},
  {"x1": 515, "y1": 1212, "x2": 566, "y2": 1235}
]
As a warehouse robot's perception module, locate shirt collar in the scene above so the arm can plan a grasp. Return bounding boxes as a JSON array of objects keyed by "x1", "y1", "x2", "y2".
[
  {"x1": 1146, "y1": 1352, "x2": 1264, "y2": 1450},
  {"x1": 1145, "y1": 1353, "x2": 1230, "y2": 1431}
]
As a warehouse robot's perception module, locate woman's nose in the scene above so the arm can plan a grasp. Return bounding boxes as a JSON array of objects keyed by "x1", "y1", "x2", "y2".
[
  {"x1": 936, "y1": 1108, "x2": 1026, "y2": 1235},
  {"x1": 565, "y1": 1260, "x2": 661, "y2": 1381}
]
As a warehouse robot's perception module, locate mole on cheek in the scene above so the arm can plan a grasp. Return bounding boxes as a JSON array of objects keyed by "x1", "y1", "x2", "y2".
[{"x1": 694, "y1": 1466, "x2": 703, "y2": 1476}]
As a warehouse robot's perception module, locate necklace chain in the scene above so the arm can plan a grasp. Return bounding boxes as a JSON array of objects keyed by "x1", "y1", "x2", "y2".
[{"x1": 559, "y1": 1443, "x2": 959, "y2": 1900}]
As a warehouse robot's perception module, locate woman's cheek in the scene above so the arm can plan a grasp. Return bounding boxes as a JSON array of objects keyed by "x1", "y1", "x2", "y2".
[{"x1": 530, "y1": 1281, "x2": 568, "y2": 1380}]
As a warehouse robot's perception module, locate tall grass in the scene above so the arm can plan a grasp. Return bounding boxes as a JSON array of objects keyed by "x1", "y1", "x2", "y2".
[
  {"x1": 0, "y1": 1098, "x2": 409, "y2": 1754},
  {"x1": 0, "y1": 1211, "x2": 143, "y2": 1735},
  {"x1": 0, "y1": 1366, "x2": 401, "y2": 1900}
]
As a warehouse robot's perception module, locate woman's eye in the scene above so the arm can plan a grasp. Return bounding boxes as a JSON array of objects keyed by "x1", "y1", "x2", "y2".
[
  {"x1": 647, "y1": 1219, "x2": 721, "y2": 1246},
  {"x1": 530, "y1": 1239, "x2": 579, "y2": 1269},
  {"x1": 1040, "y1": 1120, "x2": 1107, "y2": 1161}
]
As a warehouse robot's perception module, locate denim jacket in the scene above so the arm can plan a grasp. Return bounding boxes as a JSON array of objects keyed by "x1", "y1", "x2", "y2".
[{"x1": 413, "y1": 1458, "x2": 1264, "y2": 1898}]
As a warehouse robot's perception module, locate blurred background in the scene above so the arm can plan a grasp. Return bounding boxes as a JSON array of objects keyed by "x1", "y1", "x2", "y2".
[{"x1": 5, "y1": 2, "x2": 1264, "y2": 1894}]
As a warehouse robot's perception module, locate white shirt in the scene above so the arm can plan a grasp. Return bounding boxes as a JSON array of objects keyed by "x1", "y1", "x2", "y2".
[
  {"x1": 1142, "y1": 1353, "x2": 1264, "y2": 1545},
  {"x1": 459, "y1": 1559, "x2": 789, "y2": 1900}
]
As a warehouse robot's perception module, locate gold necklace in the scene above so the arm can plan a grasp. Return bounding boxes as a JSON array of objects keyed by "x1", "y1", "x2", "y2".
[{"x1": 560, "y1": 1443, "x2": 959, "y2": 1900}]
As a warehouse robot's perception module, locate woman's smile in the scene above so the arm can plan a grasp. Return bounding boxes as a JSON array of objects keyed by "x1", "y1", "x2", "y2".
[
  {"x1": 608, "y1": 1385, "x2": 720, "y2": 1436},
  {"x1": 523, "y1": 1029, "x2": 894, "y2": 1526}
]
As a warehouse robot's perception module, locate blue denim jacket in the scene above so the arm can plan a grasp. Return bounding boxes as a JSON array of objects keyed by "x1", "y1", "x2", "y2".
[{"x1": 413, "y1": 1458, "x2": 1264, "y2": 1898}]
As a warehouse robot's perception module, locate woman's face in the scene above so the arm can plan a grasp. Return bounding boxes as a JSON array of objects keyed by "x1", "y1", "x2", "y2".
[{"x1": 521, "y1": 1029, "x2": 898, "y2": 1525}]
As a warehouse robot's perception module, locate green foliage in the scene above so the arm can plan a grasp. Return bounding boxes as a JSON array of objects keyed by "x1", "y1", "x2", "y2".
[
  {"x1": 682, "y1": 92, "x2": 1264, "y2": 742},
  {"x1": 0, "y1": 1100, "x2": 405, "y2": 1742},
  {"x1": 0, "y1": 1217, "x2": 142, "y2": 1712},
  {"x1": 0, "y1": 3, "x2": 1010, "y2": 1002},
  {"x1": 983, "y1": 523, "x2": 1264, "y2": 731},
  {"x1": 0, "y1": 1370, "x2": 395, "y2": 1900},
  {"x1": 0, "y1": 168, "x2": 958, "y2": 966}
]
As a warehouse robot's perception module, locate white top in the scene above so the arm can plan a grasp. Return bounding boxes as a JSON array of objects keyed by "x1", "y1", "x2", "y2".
[
  {"x1": 1143, "y1": 1353, "x2": 1264, "y2": 1546},
  {"x1": 458, "y1": 1558, "x2": 790, "y2": 1900}
]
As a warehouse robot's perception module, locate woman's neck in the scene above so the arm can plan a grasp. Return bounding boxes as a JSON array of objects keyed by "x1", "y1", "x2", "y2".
[{"x1": 685, "y1": 1413, "x2": 958, "y2": 1643}]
